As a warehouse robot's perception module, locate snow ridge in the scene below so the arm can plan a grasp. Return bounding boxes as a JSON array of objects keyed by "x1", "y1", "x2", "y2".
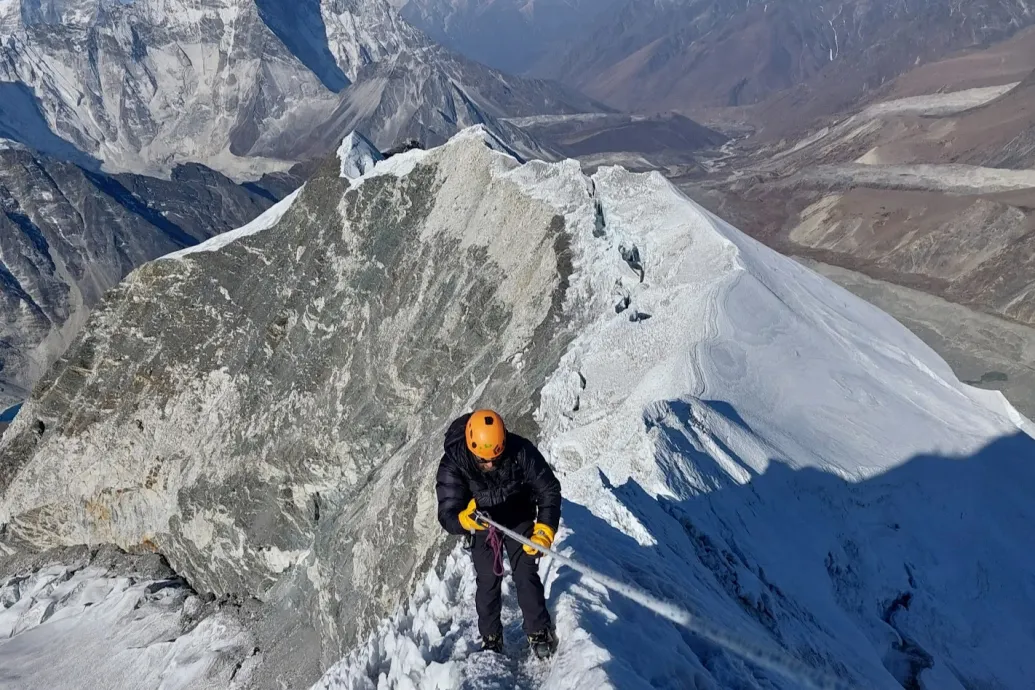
[
  {"x1": 163, "y1": 187, "x2": 304, "y2": 259},
  {"x1": 313, "y1": 127, "x2": 1035, "y2": 690}
]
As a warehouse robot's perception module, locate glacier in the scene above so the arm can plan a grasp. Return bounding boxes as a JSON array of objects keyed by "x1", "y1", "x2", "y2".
[{"x1": 1, "y1": 127, "x2": 1033, "y2": 690}]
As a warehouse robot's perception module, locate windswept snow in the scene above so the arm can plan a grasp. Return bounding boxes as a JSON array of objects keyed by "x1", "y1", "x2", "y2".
[
  {"x1": 163, "y1": 187, "x2": 304, "y2": 259},
  {"x1": 0, "y1": 558, "x2": 255, "y2": 689},
  {"x1": 313, "y1": 128, "x2": 1035, "y2": 690}
]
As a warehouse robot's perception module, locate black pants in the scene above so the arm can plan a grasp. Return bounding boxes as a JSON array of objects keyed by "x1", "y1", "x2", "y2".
[{"x1": 471, "y1": 520, "x2": 552, "y2": 639}]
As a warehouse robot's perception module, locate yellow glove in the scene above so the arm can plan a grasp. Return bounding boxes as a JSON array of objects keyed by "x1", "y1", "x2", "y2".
[
  {"x1": 458, "y1": 498, "x2": 485, "y2": 532},
  {"x1": 523, "y1": 523, "x2": 555, "y2": 556}
]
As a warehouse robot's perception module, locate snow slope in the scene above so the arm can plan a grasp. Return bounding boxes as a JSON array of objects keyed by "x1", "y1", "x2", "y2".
[
  {"x1": 337, "y1": 131, "x2": 386, "y2": 179},
  {"x1": 164, "y1": 187, "x2": 304, "y2": 259},
  {"x1": 312, "y1": 129, "x2": 1035, "y2": 689},
  {"x1": 0, "y1": 554, "x2": 256, "y2": 689}
]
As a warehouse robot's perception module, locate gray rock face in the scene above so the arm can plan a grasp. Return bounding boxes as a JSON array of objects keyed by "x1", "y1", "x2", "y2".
[
  {"x1": 0, "y1": 0, "x2": 599, "y2": 179},
  {"x1": 288, "y1": 48, "x2": 597, "y2": 163},
  {"x1": 0, "y1": 130, "x2": 591, "y2": 687},
  {"x1": 0, "y1": 147, "x2": 279, "y2": 410},
  {"x1": 392, "y1": 0, "x2": 626, "y2": 76},
  {"x1": 0, "y1": 0, "x2": 337, "y2": 180}
]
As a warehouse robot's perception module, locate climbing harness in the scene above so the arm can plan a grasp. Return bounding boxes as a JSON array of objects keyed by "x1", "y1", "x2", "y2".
[{"x1": 473, "y1": 511, "x2": 859, "y2": 690}]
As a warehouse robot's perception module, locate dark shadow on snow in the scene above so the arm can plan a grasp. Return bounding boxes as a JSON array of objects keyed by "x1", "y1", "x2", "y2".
[{"x1": 540, "y1": 403, "x2": 1035, "y2": 690}]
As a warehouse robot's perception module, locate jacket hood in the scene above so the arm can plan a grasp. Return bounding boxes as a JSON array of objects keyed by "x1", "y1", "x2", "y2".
[{"x1": 444, "y1": 413, "x2": 471, "y2": 454}]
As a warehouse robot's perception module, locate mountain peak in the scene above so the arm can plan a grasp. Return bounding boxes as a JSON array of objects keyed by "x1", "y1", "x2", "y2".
[
  {"x1": 337, "y1": 131, "x2": 384, "y2": 179},
  {"x1": 0, "y1": 0, "x2": 597, "y2": 178}
]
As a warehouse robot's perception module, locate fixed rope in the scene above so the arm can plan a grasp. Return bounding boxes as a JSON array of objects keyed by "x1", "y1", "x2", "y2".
[{"x1": 474, "y1": 511, "x2": 859, "y2": 690}]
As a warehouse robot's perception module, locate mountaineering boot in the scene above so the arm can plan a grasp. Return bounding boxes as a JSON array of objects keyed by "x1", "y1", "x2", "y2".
[
  {"x1": 527, "y1": 627, "x2": 558, "y2": 659},
  {"x1": 481, "y1": 633, "x2": 503, "y2": 653}
]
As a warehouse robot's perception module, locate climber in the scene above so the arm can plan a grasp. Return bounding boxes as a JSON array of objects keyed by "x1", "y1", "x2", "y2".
[{"x1": 435, "y1": 409, "x2": 562, "y2": 659}]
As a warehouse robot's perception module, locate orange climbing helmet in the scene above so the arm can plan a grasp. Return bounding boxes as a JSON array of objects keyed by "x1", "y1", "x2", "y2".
[{"x1": 466, "y1": 409, "x2": 506, "y2": 460}]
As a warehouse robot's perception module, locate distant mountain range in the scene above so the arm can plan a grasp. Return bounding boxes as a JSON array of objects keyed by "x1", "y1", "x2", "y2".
[
  {"x1": 391, "y1": 0, "x2": 626, "y2": 75},
  {"x1": 400, "y1": 0, "x2": 1035, "y2": 126},
  {"x1": 0, "y1": 0, "x2": 601, "y2": 180}
]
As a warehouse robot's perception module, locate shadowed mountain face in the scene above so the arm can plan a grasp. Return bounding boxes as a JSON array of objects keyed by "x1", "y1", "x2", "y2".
[
  {"x1": 280, "y1": 48, "x2": 605, "y2": 164},
  {"x1": 254, "y1": 0, "x2": 349, "y2": 91},
  {"x1": 0, "y1": 147, "x2": 284, "y2": 410}
]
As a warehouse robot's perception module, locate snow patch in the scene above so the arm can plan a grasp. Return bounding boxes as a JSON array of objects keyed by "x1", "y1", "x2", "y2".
[
  {"x1": 162, "y1": 186, "x2": 303, "y2": 259},
  {"x1": 0, "y1": 562, "x2": 253, "y2": 689}
]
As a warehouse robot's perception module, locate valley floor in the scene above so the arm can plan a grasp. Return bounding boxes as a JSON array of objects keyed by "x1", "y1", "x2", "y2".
[{"x1": 797, "y1": 258, "x2": 1035, "y2": 421}]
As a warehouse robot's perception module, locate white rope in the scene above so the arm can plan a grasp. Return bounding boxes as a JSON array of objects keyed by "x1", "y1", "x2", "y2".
[{"x1": 474, "y1": 511, "x2": 858, "y2": 690}]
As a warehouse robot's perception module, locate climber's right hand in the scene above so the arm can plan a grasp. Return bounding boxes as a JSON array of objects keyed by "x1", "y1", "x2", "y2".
[{"x1": 458, "y1": 498, "x2": 485, "y2": 532}]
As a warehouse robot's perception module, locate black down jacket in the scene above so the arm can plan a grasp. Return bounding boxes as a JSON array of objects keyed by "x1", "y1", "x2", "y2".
[{"x1": 435, "y1": 413, "x2": 562, "y2": 536}]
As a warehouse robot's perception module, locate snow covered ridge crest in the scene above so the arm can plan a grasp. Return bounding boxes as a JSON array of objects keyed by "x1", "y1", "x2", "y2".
[{"x1": 3, "y1": 127, "x2": 1035, "y2": 689}]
